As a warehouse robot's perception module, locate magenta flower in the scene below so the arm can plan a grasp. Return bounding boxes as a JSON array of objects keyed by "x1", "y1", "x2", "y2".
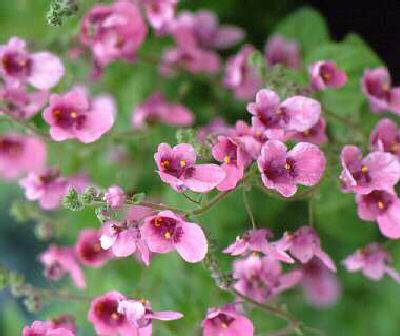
[
  {"x1": 286, "y1": 117, "x2": 328, "y2": 145},
  {"x1": 23, "y1": 320, "x2": 75, "y2": 336},
  {"x1": 0, "y1": 134, "x2": 46, "y2": 180},
  {"x1": 43, "y1": 87, "x2": 115, "y2": 143},
  {"x1": 223, "y1": 229, "x2": 294, "y2": 263},
  {"x1": 88, "y1": 291, "x2": 139, "y2": 336},
  {"x1": 356, "y1": 190, "x2": 400, "y2": 239},
  {"x1": 212, "y1": 135, "x2": 260, "y2": 191},
  {"x1": 141, "y1": 210, "x2": 208, "y2": 263},
  {"x1": 264, "y1": 34, "x2": 300, "y2": 69},
  {"x1": 75, "y1": 229, "x2": 112, "y2": 267},
  {"x1": 141, "y1": 0, "x2": 178, "y2": 30},
  {"x1": 0, "y1": 37, "x2": 64, "y2": 90},
  {"x1": 361, "y1": 67, "x2": 400, "y2": 114},
  {"x1": 80, "y1": 1, "x2": 147, "y2": 69},
  {"x1": 40, "y1": 244, "x2": 86, "y2": 289},
  {"x1": 100, "y1": 221, "x2": 150, "y2": 265},
  {"x1": 340, "y1": 145, "x2": 400, "y2": 194},
  {"x1": 369, "y1": 118, "x2": 400, "y2": 158},
  {"x1": 170, "y1": 10, "x2": 244, "y2": 50},
  {"x1": 257, "y1": 140, "x2": 326, "y2": 197},
  {"x1": 247, "y1": 89, "x2": 321, "y2": 139},
  {"x1": 19, "y1": 168, "x2": 69, "y2": 210},
  {"x1": 105, "y1": 185, "x2": 127, "y2": 209},
  {"x1": 154, "y1": 143, "x2": 225, "y2": 192},
  {"x1": 309, "y1": 60, "x2": 347, "y2": 91},
  {"x1": 273, "y1": 226, "x2": 336, "y2": 272},
  {"x1": 202, "y1": 304, "x2": 254, "y2": 336},
  {"x1": 233, "y1": 255, "x2": 302, "y2": 302},
  {"x1": 343, "y1": 243, "x2": 400, "y2": 283},
  {"x1": 223, "y1": 45, "x2": 262, "y2": 100},
  {"x1": 301, "y1": 258, "x2": 340, "y2": 307},
  {"x1": 118, "y1": 298, "x2": 182, "y2": 330},
  {"x1": 0, "y1": 85, "x2": 48, "y2": 119},
  {"x1": 132, "y1": 92, "x2": 194, "y2": 129}
]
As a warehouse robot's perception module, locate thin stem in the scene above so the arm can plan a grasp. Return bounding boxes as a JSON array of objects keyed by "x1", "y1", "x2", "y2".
[
  {"x1": 308, "y1": 198, "x2": 314, "y2": 226},
  {"x1": 0, "y1": 113, "x2": 50, "y2": 140},
  {"x1": 242, "y1": 189, "x2": 257, "y2": 230},
  {"x1": 182, "y1": 192, "x2": 201, "y2": 204},
  {"x1": 186, "y1": 191, "x2": 229, "y2": 217}
]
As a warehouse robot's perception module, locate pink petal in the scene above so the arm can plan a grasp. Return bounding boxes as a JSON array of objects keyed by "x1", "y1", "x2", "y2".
[
  {"x1": 174, "y1": 221, "x2": 208, "y2": 263},
  {"x1": 140, "y1": 220, "x2": 174, "y2": 254},
  {"x1": 150, "y1": 311, "x2": 183, "y2": 321},
  {"x1": 112, "y1": 230, "x2": 138, "y2": 257},
  {"x1": 217, "y1": 163, "x2": 243, "y2": 191},
  {"x1": 183, "y1": 164, "x2": 225, "y2": 193},
  {"x1": 29, "y1": 52, "x2": 64, "y2": 90},
  {"x1": 377, "y1": 200, "x2": 400, "y2": 239}
]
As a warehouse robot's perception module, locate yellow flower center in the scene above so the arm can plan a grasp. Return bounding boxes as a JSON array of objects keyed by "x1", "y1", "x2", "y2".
[
  {"x1": 361, "y1": 165, "x2": 368, "y2": 174},
  {"x1": 224, "y1": 155, "x2": 231, "y2": 164},
  {"x1": 163, "y1": 232, "x2": 171, "y2": 239},
  {"x1": 377, "y1": 201, "x2": 385, "y2": 210}
]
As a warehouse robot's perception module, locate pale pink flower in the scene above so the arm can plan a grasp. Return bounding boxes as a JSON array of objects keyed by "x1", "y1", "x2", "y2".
[
  {"x1": 141, "y1": 0, "x2": 178, "y2": 31},
  {"x1": 105, "y1": 185, "x2": 127, "y2": 209},
  {"x1": 264, "y1": 34, "x2": 300, "y2": 69}
]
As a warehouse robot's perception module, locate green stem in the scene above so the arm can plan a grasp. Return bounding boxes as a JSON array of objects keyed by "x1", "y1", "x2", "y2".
[
  {"x1": 242, "y1": 189, "x2": 257, "y2": 230},
  {"x1": 308, "y1": 198, "x2": 314, "y2": 226},
  {"x1": 1, "y1": 113, "x2": 50, "y2": 141}
]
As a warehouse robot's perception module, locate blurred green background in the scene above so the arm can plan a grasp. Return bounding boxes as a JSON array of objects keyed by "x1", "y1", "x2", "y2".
[{"x1": 1, "y1": 1, "x2": 400, "y2": 335}]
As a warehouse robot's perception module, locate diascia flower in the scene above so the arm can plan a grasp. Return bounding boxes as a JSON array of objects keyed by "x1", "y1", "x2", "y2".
[
  {"x1": 0, "y1": 37, "x2": 64, "y2": 90},
  {"x1": 247, "y1": 89, "x2": 321, "y2": 139},
  {"x1": 212, "y1": 135, "x2": 260, "y2": 191},
  {"x1": 356, "y1": 190, "x2": 400, "y2": 239},
  {"x1": 223, "y1": 45, "x2": 262, "y2": 100},
  {"x1": 80, "y1": 1, "x2": 147, "y2": 69},
  {"x1": 202, "y1": 304, "x2": 254, "y2": 336},
  {"x1": 233, "y1": 255, "x2": 302, "y2": 303},
  {"x1": 369, "y1": 118, "x2": 400, "y2": 158},
  {"x1": 0, "y1": 133, "x2": 46, "y2": 180},
  {"x1": 23, "y1": 320, "x2": 75, "y2": 336},
  {"x1": 309, "y1": 60, "x2": 347, "y2": 91},
  {"x1": 343, "y1": 243, "x2": 400, "y2": 283},
  {"x1": 154, "y1": 143, "x2": 225, "y2": 192},
  {"x1": 257, "y1": 140, "x2": 326, "y2": 197},
  {"x1": 40, "y1": 244, "x2": 86, "y2": 289},
  {"x1": 141, "y1": 0, "x2": 178, "y2": 31},
  {"x1": 88, "y1": 291, "x2": 141, "y2": 336},
  {"x1": 285, "y1": 117, "x2": 328, "y2": 145},
  {"x1": 264, "y1": 34, "x2": 300, "y2": 69},
  {"x1": 132, "y1": 92, "x2": 194, "y2": 129},
  {"x1": 105, "y1": 184, "x2": 127, "y2": 209},
  {"x1": 340, "y1": 145, "x2": 400, "y2": 194},
  {"x1": 361, "y1": 67, "x2": 400, "y2": 115},
  {"x1": 75, "y1": 229, "x2": 113, "y2": 267},
  {"x1": 118, "y1": 298, "x2": 182, "y2": 330},
  {"x1": 43, "y1": 87, "x2": 115, "y2": 143},
  {"x1": 140, "y1": 210, "x2": 208, "y2": 263}
]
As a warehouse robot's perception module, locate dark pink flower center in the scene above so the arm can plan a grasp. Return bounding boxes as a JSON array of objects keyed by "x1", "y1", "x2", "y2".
[
  {"x1": 319, "y1": 64, "x2": 334, "y2": 84},
  {"x1": 363, "y1": 190, "x2": 393, "y2": 214},
  {"x1": 210, "y1": 313, "x2": 235, "y2": 329},
  {"x1": 351, "y1": 164, "x2": 371, "y2": 186},
  {"x1": 365, "y1": 77, "x2": 391, "y2": 101},
  {"x1": 258, "y1": 106, "x2": 289, "y2": 129},
  {"x1": 151, "y1": 216, "x2": 183, "y2": 242},
  {"x1": 263, "y1": 157, "x2": 297, "y2": 183},
  {"x1": 79, "y1": 240, "x2": 105, "y2": 262},
  {"x1": 94, "y1": 299, "x2": 125, "y2": 326},
  {"x1": 45, "y1": 262, "x2": 66, "y2": 281},
  {"x1": 52, "y1": 106, "x2": 86, "y2": 130},
  {"x1": 223, "y1": 140, "x2": 238, "y2": 164},
  {"x1": 160, "y1": 156, "x2": 187, "y2": 177},
  {"x1": 0, "y1": 137, "x2": 23, "y2": 156},
  {"x1": 2, "y1": 51, "x2": 32, "y2": 77}
]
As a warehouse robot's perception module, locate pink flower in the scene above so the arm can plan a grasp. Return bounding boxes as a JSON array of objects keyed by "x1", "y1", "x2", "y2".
[
  {"x1": 80, "y1": 1, "x2": 147, "y2": 69},
  {"x1": 202, "y1": 304, "x2": 254, "y2": 336},
  {"x1": 23, "y1": 320, "x2": 75, "y2": 336},
  {"x1": 100, "y1": 221, "x2": 151, "y2": 265},
  {"x1": 43, "y1": 87, "x2": 115, "y2": 143},
  {"x1": 88, "y1": 291, "x2": 139, "y2": 336},
  {"x1": 40, "y1": 244, "x2": 86, "y2": 289},
  {"x1": 343, "y1": 243, "x2": 400, "y2": 283},
  {"x1": 154, "y1": 143, "x2": 225, "y2": 192},
  {"x1": 257, "y1": 140, "x2": 326, "y2": 197},
  {"x1": 223, "y1": 45, "x2": 262, "y2": 100},
  {"x1": 141, "y1": 210, "x2": 208, "y2": 263},
  {"x1": 273, "y1": 226, "x2": 336, "y2": 272},
  {"x1": 0, "y1": 37, "x2": 64, "y2": 90},
  {"x1": 340, "y1": 145, "x2": 400, "y2": 194},
  {"x1": 49, "y1": 315, "x2": 77, "y2": 334},
  {"x1": 0, "y1": 134, "x2": 46, "y2": 180},
  {"x1": 301, "y1": 258, "x2": 340, "y2": 307},
  {"x1": 309, "y1": 60, "x2": 347, "y2": 91},
  {"x1": 223, "y1": 229, "x2": 293, "y2": 263},
  {"x1": 286, "y1": 117, "x2": 328, "y2": 145},
  {"x1": 0, "y1": 85, "x2": 48, "y2": 119},
  {"x1": 264, "y1": 34, "x2": 300, "y2": 69},
  {"x1": 170, "y1": 10, "x2": 244, "y2": 50},
  {"x1": 356, "y1": 190, "x2": 400, "y2": 239},
  {"x1": 369, "y1": 118, "x2": 400, "y2": 158},
  {"x1": 361, "y1": 67, "x2": 400, "y2": 114},
  {"x1": 132, "y1": 92, "x2": 194, "y2": 129},
  {"x1": 233, "y1": 255, "x2": 302, "y2": 302},
  {"x1": 19, "y1": 168, "x2": 68, "y2": 210},
  {"x1": 105, "y1": 185, "x2": 127, "y2": 209},
  {"x1": 118, "y1": 298, "x2": 182, "y2": 329},
  {"x1": 247, "y1": 89, "x2": 321, "y2": 138},
  {"x1": 141, "y1": 0, "x2": 178, "y2": 31},
  {"x1": 212, "y1": 135, "x2": 260, "y2": 191},
  {"x1": 75, "y1": 229, "x2": 113, "y2": 267}
]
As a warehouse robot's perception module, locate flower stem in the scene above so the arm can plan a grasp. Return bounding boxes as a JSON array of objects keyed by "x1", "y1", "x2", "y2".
[{"x1": 242, "y1": 189, "x2": 257, "y2": 230}]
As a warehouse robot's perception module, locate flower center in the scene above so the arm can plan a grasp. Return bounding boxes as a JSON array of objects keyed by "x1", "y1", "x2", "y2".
[
  {"x1": 180, "y1": 160, "x2": 186, "y2": 168},
  {"x1": 361, "y1": 165, "x2": 368, "y2": 174},
  {"x1": 2, "y1": 52, "x2": 31, "y2": 76},
  {"x1": 161, "y1": 160, "x2": 170, "y2": 169},
  {"x1": 52, "y1": 107, "x2": 86, "y2": 129},
  {"x1": 0, "y1": 137, "x2": 23, "y2": 155},
  {"x1": 224, "y1": 155, "x2": 231, "y2": 164},
  {"x1": 151, "y1": 216, "x2": 183, "y2": 242},
  {"x1": 377, "y1": 200, "x2": 385, "y2": 210}
]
